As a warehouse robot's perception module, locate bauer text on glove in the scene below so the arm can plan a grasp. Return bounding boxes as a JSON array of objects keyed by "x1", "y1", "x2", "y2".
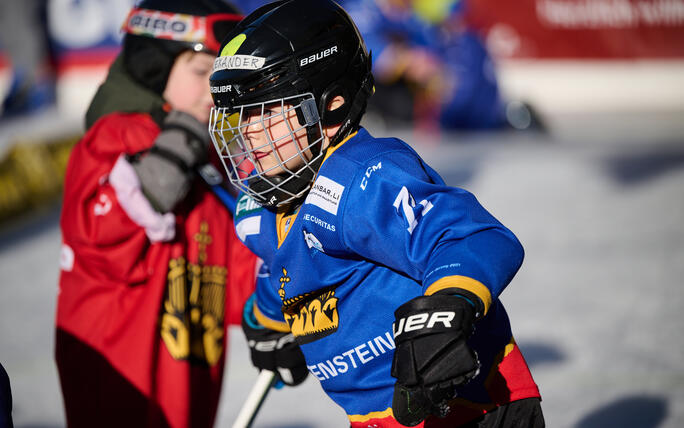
[{"x1": 391, "y1": 294, "x2": 480, "y2": 426}]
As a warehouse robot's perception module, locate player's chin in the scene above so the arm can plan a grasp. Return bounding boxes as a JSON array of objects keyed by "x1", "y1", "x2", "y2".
[{"x1": 194, "y1": 106, "x2": 213, "y2": 124}]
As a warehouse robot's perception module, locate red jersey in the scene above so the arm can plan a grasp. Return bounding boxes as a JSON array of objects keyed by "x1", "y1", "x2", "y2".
[{"x1": 56, "y1": 112, "x2": 257, "y2": 428}]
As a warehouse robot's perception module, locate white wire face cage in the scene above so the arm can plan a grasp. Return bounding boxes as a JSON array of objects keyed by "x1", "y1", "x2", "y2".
[{"x1": 209, "y1": 92, "x2": 325, "y2": 208}]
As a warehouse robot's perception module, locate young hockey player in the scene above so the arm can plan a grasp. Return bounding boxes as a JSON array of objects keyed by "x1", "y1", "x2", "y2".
[
  {"x1": 208, "y1": 0, "x2": 543, "y2": 426},
  {"x1": 56, "y1": 1, "x2": 258, "y2": 427}
]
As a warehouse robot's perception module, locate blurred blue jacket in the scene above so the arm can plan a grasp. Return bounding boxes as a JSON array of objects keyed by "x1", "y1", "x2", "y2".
[{"x1": 339, "y1": 0, "x2": 505, "y2": 129}]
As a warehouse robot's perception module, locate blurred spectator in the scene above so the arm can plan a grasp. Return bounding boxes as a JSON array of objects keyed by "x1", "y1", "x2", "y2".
[
  {"x1": 55, "y1": 1, "x2": 257, "y2": 428},
  {"x1": 340, "y1": 0, "x2": 540, "y2": 132},
  {"x1": 0, "y1": 0, "x2": 55, "y2": 119}
]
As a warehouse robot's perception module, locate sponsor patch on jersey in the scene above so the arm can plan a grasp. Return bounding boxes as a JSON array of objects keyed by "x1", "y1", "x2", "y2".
[
  {"x1": 235, "y1": 193, "x2": 263, "y2": 219},
  {"x1": 303, "y1": 230, "x2": 325, "y2": 253},
  {"x1": 307, "y1": 331, "x2": 395, "y2": 381},
  {"x1": 305, "y1": 175, "x2": 344, "y2": 215},
  {"x1": 303, "y1": 213, "x2": 336, "y2": 232}
]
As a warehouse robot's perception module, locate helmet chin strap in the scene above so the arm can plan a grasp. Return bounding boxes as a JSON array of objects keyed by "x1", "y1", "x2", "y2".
[
  {"x1": 247, "y1": 154, "x2": 324, "y2": 209},
  {"x1": 329, "y1": 71, "x2": 374, "y2": 147}
]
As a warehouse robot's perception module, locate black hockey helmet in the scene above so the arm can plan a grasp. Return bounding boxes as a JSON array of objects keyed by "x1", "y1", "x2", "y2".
[
  {"x1": 208, "y1": 0, "x2": 373, "y2": 208},
  {"x1": 121, "y1": 0, "x2": 242, "y2": 95}
]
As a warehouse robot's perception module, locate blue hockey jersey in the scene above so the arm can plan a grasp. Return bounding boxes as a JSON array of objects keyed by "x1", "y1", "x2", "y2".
[{"x1": 235, "y1": 127, "x2": 539, "y2": 426}]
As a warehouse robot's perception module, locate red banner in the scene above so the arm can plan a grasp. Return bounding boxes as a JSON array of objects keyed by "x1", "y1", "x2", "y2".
[{"x1": 465, "y1": 0, "x2": 684, "y2": 59}]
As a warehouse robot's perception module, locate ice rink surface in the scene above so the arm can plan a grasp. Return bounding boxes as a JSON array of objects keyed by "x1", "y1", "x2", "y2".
[{"x1": 1, "y1": 111, "x2": 683, "y2": 427}]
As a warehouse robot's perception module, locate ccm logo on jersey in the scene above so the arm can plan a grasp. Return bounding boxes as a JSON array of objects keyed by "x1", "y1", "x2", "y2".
[
  {"x1": 360, "y1": 161, "x2": 382, "y2": 190},
  {"x1": 300, "y1": 46, "x2": 338, "y2": 67},
  {"x1": 393, "y1": 311, "x2": 455, "y2": 338}
]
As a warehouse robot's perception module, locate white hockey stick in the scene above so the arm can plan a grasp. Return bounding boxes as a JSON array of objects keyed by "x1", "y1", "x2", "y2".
[{"x1": 231, "y1": 370, "x2": 278, "y2": 428}]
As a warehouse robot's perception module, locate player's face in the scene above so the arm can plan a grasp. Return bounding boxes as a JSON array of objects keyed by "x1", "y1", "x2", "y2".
[
  {"x1": 164, "y1": 51, "x2": 215, "y2": 123},
  {"x1": 240, "y1": 103, "x2": 312, "y2": 177}
]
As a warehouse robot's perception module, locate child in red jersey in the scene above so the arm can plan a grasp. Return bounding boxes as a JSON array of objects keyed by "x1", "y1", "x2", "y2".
[{"x1": 55, "y1": 2, "x2": 257, "y2": 427}]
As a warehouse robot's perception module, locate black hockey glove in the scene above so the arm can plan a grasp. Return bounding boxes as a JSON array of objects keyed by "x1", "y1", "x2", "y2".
[
  {"x1": 132, "y1": 110, "x2": 210, "y2": 212},
  {"x1": 391, "y1": 294, "x2": 480, "y2": 426},
  {"x1": 241, "y1": 302, "x2": 308, "y2": 386}
]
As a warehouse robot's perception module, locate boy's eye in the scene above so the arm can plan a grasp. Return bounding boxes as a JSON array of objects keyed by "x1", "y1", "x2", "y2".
[
  {"x1": 239, "y1": 106, "x2": 282, "y2": 123},
  {"x1": 241, "y1": 108, "x2": 260, "y2": 121}
]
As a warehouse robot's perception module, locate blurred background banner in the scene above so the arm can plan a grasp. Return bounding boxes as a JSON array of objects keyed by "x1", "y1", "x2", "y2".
[
  {"x1": 0, "y1": 0, "x2": 133, "y2": 121},
  {"x1": 0, "y1": 0, "x2": 133, "y2": 224},
  {"x1": 46, "y1": 0, "x2": 133, "y2": 119},
  {"x1": 47, "y1": 0, "x2": 131, "y2": 68},
  {"x1": 1, "y1": 0, "x2": 683, "y2": 123},
  {"x1": 463, "y1": 0, "x2": 684, "y2": 116},
  {"x1": 468, "y1": 0, "x2": 684, "y2": 59}
]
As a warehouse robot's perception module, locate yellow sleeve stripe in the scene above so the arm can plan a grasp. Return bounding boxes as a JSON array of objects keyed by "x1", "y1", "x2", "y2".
[
  {"x1": 253, "y1": 301, "x2": 291, "y2": 333},
  {"x1": 348, "y1": 407, "x2": 394, "y2": 422},
  {"x1": 425, "y1": 275, "x2": 493, "y2": 316}
]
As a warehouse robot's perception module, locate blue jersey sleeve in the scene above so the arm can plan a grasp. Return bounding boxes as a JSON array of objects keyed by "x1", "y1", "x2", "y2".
[{"x1": 340, "y1": 149, "x2": 523, "y2": 315}]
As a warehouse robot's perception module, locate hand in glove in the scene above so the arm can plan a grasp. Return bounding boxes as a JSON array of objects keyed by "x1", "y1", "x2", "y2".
[
  {"x1": 391, "y1": 294, "x2": 481, "y2": 426},
  {"x1": 242, "y1": 298, "x2": 308, "y2": 386},
  {"x1": 132, "y1": 110, "x2": 210, "y2": 212}
]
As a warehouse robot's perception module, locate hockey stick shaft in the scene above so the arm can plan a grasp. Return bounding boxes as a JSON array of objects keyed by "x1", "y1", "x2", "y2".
[{"x1": 231, "y1": 370, "x2": 278, "y2": 428}]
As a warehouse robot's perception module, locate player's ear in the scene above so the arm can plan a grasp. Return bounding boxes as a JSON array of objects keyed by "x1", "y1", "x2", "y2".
[
  {"x1": 326, "y1": 95, "x2": 346, "y2": 113},
  {"x1": 323, "y1": 96, "x2": 346, "y2": 140}
]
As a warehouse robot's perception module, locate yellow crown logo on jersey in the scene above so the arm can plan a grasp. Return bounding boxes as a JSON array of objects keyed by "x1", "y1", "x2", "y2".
[
  {"x1": 283, "y1": 290, "x2": 339, "y2": 344},
  {"x1": 279, "y1": 267, "x2": 339, "y2": 344}
]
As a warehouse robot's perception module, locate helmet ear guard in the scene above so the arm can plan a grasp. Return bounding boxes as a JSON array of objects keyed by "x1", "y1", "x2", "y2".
[
  {"x1": 318, "y1": 81, "x2": 353, "y2": 127},
  {"x1": 326, "y1": 70, "x2": 374, "y2": 147}
]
